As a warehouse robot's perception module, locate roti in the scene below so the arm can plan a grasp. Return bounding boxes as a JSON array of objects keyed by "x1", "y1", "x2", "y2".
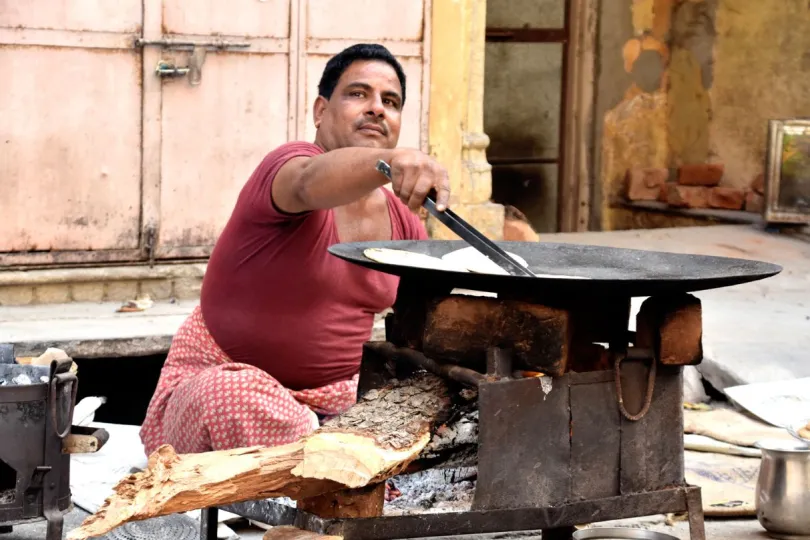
[
  {"x1": 363, "y1": 246, "x2": 591, "y2": 279},
  {"x1": 363, "y1": 248, "x2": 469, "y2": 272},
  {"x1": 441, "y1": 247, "x2": 589, "y2": 279},
  {"x1": 441, "y1": 246, "x2": 529, "y2": 275}
]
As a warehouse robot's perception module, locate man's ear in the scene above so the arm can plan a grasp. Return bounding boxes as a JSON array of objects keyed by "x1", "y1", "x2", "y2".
[{"x1": 313, "y1": 95, "x2": 328, "y2": 129}]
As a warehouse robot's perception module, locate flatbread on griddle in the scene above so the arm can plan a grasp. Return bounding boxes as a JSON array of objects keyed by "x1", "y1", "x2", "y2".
[
  {"x1": 441, "y1": 246, "x2": 590, "y2": 279},
  {"x1": 441, "y1": 246, "x2": 529, "y2": 275},
  {"x1": 363, "y1": 248, "x2": 470, "y2": 272}
]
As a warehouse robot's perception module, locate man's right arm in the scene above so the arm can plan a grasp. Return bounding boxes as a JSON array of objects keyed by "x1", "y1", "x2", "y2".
[{"x1": 271, "y1": 146, "x2": 451, "y2": 214}]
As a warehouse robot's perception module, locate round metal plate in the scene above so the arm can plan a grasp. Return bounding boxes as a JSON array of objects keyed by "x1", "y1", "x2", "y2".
[
  {"x1": 573, "y1": 527, "x2": 679, "y2": 540},
  {"x1": 328, "y1": 240, "x2": 782, "y2": 298},
  {"x1": 106, "y1": 514, "x2": 198, "y2": 540}
]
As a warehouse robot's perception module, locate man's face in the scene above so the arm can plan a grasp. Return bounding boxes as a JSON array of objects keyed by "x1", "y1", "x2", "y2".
[{"x1": 313, "y1": 60, "x2": 403, "y2": 151}]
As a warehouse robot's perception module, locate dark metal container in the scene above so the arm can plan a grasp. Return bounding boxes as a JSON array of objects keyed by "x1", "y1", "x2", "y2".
[{"x1": 0, "y1": 353, "x2": 77, "y2": 540}]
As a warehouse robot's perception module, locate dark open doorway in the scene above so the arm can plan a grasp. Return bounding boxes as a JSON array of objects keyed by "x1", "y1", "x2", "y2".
[{"x1": 484, "y1": 0, "x2": 571, "y2": 234}]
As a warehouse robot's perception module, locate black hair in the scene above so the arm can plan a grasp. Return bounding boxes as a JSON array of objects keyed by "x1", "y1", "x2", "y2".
[{"x1": 317, "y1": 43, "x2": 407, "y2": 105}]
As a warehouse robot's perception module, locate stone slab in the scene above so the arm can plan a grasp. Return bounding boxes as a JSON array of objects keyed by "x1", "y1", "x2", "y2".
[
  {"x1": 0, "y1": 301, "x2": 389, "y2": 359},
  {"x1": 0, "y1": 301, "x2": 197, "y2": 358}
]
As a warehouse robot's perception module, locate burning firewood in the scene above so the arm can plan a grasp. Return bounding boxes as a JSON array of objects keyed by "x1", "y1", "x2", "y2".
[{"x1": 67, "y1": 373, "x2": 455, "y2": 540}]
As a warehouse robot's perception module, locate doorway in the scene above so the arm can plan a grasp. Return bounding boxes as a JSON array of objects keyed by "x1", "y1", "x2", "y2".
[{"x1": 484, "y1": 0, "x2": 571, "y2": 233}]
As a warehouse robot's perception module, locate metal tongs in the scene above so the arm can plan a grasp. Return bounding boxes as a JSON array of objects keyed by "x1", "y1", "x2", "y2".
[{"x1": 376, "y1": 160, "x2": 535, "y2": 277}]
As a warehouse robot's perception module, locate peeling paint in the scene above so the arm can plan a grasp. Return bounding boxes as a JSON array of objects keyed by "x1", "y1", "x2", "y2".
[{"x1": 596, "y1": 0, "x2": 810, "y2": 228}]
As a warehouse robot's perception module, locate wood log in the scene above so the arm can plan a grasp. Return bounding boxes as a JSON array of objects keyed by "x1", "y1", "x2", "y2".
[
  {"x1": 263, "y1": 526, "x2": 342, "y2": 540},
  {"x1": 297, "y1": 483, "x2": 385, "y2": 519},
  {"x1": 389, "y1": 295, "x2": 570, "y2": 377},
  {"x1": 67, "y1": 373, "x2": 452, "y2": 540},
  {"x1": 636, "y1": 294, "x2": 702, "y2": 366}
]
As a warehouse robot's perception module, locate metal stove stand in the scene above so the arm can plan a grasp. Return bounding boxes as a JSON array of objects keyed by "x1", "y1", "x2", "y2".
[{"x1": 201, "y1": 287, "x2": 708, "y2": 540}]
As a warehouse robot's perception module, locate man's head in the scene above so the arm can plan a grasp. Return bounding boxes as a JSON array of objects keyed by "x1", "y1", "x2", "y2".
[{"x1": 313, "y1": 44, "x2": 406, "y2": 152}]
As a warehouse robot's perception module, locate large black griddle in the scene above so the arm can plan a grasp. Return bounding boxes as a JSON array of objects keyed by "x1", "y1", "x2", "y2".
[{"x1": 328, "y1": 240, "x2": 782, "y2": 298}]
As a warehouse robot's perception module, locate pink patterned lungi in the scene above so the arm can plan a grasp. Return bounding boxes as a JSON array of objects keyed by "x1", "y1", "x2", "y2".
[{"x1": 139, "y1": 306, "x2": 359, "y2": 455}]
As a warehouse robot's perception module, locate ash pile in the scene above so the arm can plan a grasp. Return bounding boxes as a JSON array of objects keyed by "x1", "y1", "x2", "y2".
[{"x1": 385, "y1": 403, "x2": 479, "y2": 516}]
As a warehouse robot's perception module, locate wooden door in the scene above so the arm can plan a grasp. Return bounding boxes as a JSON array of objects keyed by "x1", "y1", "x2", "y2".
[
  {"x1": 485, "y1": 0, "x2": 570, "y2": 234},
  {"x1": 0, "y1": 0, "x2": 431, "y2": 267},
  {"x1": 149, "y1": 0, "x2": 296, "y2": 259},
  {"x1": 298, "y1": 0, "x2": 430, "y2": 153},
  {"x1": 0, "y1": 1, "x2": 145, "y2": 266}
]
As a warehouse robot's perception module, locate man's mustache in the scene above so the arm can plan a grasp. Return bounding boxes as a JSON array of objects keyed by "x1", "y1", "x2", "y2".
[{"x1": 356, "y1": 120, "x2": 388, "y2": 135}]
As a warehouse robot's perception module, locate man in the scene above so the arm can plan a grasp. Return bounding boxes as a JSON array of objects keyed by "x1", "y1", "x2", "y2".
[{"x1": 139, "y1": 43, "x2": 451, "y2": 456}]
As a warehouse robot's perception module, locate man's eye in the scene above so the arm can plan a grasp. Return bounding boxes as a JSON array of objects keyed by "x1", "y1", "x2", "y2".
[{"x1": 350, "y1": 91, "x2": 364, "y2": 97}]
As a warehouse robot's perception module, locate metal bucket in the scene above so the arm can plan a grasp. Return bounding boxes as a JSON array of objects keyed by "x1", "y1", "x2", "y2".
[{"x1": 0, "y1": 359, "x2": 77, "y2": 539}]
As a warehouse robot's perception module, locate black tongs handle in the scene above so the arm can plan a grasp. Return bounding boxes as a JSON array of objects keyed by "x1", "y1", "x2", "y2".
[{"x1": 375, "y1": 160, "x2": 535, "y2": 278}]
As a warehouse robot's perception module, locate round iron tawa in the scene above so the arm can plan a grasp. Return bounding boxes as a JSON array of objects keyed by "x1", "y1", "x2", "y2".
[
  {"x1": 106, "y1": 514, "x2": 198, "y2": 540},
  {"x1": 328, "y1": 240, "x2": 783, "y2": 298}
]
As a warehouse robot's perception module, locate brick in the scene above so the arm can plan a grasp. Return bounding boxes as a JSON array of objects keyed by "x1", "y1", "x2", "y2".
[
  {"x1": 34, "y1": 284, "x2": 71, "y2": 304},
  {"x1": 752, "y1": 172, "x2": 765, "y2": 194},
  {"x1": 104, "y1": 280, "x2": 139, "y2": 302},
  {"x1": 626, "y1": 167, "x2": 668, "y2": 201},
  {"x1": 745, "y1": 190, "x2": 764, "y2": 214},
  {"x1": 636, "y1": 294, "x2": 702, "y2": 366},
  {"x1": 421, "y1": 295, "x2": 570, "y2": 376},
  {"x1": 666, "y1": 184, "x2": 709, "y2": 208},
  {"x1": 708, "y1": 186, "x2": 745, "y2": 210},
  {"x1": 0, "y1": 286, "x2": 34, "y2": 306},
  {"x1": 677, "y1": 163, "x2": 724, "y2": 186},
  {"x1": 71, "y1": 283, "x2": 105, "y2": 303}
]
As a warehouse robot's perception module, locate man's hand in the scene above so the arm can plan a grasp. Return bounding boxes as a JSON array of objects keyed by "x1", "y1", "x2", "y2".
[{"x1": 387, "y1": 149, "x2": 451, "y2": 212}]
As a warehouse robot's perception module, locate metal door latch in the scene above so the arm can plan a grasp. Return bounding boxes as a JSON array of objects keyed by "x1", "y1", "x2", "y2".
[
  {"x1": 155, "y1": 46, "x2": 207, "y2": 85},
  {"x1": 137, "y1": 38, "x2": 250, "y2": 86},
  {"x1": 155, "y1": 61, "x2": 190, "y2": 79}
]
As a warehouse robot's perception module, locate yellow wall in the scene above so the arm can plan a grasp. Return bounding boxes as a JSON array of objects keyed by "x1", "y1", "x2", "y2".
[
  {"x1": 595, "y1": 0, "x2": 810, "y2": 230},
  {"x1": 427, "y1": 0, "x2": 504, "y2": 240}
]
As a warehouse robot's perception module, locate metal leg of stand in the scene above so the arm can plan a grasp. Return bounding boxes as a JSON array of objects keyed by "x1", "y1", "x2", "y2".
[
  {"x1": 542, "y1": 526, "x2": 577, "y2": 540},
  {"x1": 44, "y1": 515, "x2": 63, "y2": 540},
  {"x1": 201, "y1": 507, "x2": 219, "y2": 540},
  {"x1": 686, "y1": 488, "x2": 706, "y2": 540}
]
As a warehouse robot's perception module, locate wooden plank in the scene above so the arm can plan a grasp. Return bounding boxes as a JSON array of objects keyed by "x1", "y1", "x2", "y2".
[
  {"x1": 570, "y1": 378, "x2": 620, "y2": 499},
  {"x1": 619, "y1": 359, "x2": 649, "y2": 494},
  {"x1": 473, "y1": 376, "x2": 571, "y2": 510},
  {"x1": 619, "y1": 362, "x2": 685, "y2": 494},
  {"x1": 643, "y1": 365, "x2": 685, "y2": 489}
]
